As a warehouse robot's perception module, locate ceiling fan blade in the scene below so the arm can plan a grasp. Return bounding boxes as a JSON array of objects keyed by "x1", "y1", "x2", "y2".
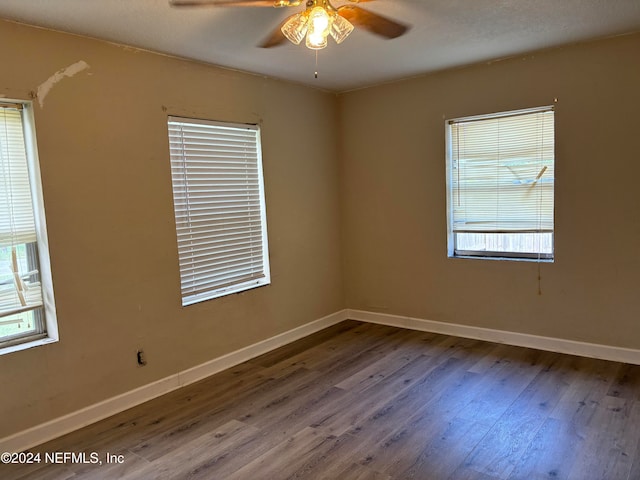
[
  {"x1": 337, "y1": 5, "x2": 409, "y2": 39},
  {"x1": 258, "y1": 19, "x2": 289, "y2": 48},
  {"x1": 170, "y1": 0, "x2": 278, "y2": 7}
]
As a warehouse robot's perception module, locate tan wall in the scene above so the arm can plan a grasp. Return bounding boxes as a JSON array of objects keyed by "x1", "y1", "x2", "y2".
[
  {"x1": 0, "y1": 20, "x2": 343, "y2": 437},
  {"x1": 339, "y1": 33, "x2": 640, "y2": 349}
]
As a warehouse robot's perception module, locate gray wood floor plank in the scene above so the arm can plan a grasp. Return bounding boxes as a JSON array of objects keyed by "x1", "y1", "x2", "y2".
[
  {"x1": 606, "y1": 364, "x2": 640, "y2": 400},
  {"x1": 505, "y1": 417, "x2": 582, "y2": 480},
  {"x1": 391, "y1": 418, "x2": 491, "y2": 480},
  {"x1": 459, "y1": 352, "x2": 578, "y2": 479},
  {"x1": 567, "y1": 396, "x2": 640, "y2": 480}
]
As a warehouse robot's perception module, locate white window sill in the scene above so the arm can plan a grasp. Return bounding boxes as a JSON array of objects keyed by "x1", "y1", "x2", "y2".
[
  {"x1": 0, "y1": 336, "x2": 58, "y2": 356},
  {"x1": 450, "y1": 254, "x2": 554, "y2": 263}
]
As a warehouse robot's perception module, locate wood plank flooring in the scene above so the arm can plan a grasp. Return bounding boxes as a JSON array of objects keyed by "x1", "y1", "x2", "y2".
[{"x1": 3, "y1": 320, "x2": 640, "y2": 480}]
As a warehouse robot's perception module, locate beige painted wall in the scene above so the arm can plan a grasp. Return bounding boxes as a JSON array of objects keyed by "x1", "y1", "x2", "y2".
[
  {"x1": 339, "y1": 33, "x2": 640, "y2": 350},
  {"x1": 0, "y1": 20, "x2": 343, "y2": 438}
]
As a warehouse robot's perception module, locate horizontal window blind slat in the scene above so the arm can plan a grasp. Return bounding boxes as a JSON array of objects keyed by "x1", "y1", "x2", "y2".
[
  {"x1": 177, "y1": 219, "x2": 263, "y2": 232},
  {"x1": 168, "y1": 125, "x2": 257, "y2": 134},
  {"x1": 175, "y1": 217, "x2": 262, "y2": 229},
  {"x1": 174, "y1": 201, "x2": 261, "y2": 211},
  {"x1": 173, "y1": 193, "x2": 261, "y2": 203},
  {"x1": 178, "y1": 239, "x2": 263, "y2": 257},
  {"x1": 171, "y1": 155, "x2": 258, "y2": 161},
  {"x1": 168, "y1": 133, "x2": 258, "y2": 141},
  {"x1": 171, "y1": 164, "x2": 258, "y2": 171},
  {"x1": 180, "y1": 262, "x2": 265, "y2": 286},
  {"x1": 179, "y1": 256, "x2": 264, "y2": 279},
  {"x1": 172, "y1": 191, "x2": 260, "y2": 201},
  {"x1": 181, "y1": 264, "x2": 265, "y2": 290},
  {"x1": 174, "y1": 203, "x2": 261, "y2": 215},
  {"x1": 183, "y1": 274, "x2": 265, "y2": 298},
  {"x1": 181, "y1": 268, "x2": 265, "y2": 294},
  {"x1": 174, "y1": 212, "x2": 262, "y2": 226},
  {"x1": 170, "y1": 153, "x2": 258, "y2": 162},
  {"x1": 171, "y1": 182, "x2": 259, "y2": 189},
  {"x1": 178, "y1": 230, "x2": 263, "y2": 248},
  {"x1": 174, "y1": 198, "x2": 261, "y2": 206},
  {"x1": 174, "y1": 217, "x2": 261, "y2": 234},
  {"x1": 170, "y1": 180, "x2": 260, "y2": 187},
  {"x1": 177, "y1": 247, "x2": 264, "y2": 270},
  {"x1": 171, "y1": 171, "x2": 258, "y2": 178},
  {"x1": 174, "y1": 210, "x2": 261, "y2": 221}
]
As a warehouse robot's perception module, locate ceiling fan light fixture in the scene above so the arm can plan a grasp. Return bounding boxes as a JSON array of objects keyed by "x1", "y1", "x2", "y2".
[
  {"x1": 171, "y1": 0, "x2": 411, "y2": 51},
  {"x1": 281, "y1": 12, "x2": 309, "y2": 45},
  {"x1": 305, "y1": 6, "x2": 332, "y2": 49},
  {"x1": 329, "y1": 12, "x2": 353, "y2": 44},
  {"x1": 305, "y1": 31, "x2": 328, "y2": 50}
]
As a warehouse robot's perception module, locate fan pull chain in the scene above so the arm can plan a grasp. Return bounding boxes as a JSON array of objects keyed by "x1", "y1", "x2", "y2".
[
  {"x1": 538, "y1": 261, "x2": 542, "y2": 295},
  {"x1": 315, "y1": 50, "x2": 318, "y2": 79}
]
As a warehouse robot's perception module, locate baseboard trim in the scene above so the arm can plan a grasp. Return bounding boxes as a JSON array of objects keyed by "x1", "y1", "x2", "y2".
[
  {"x1": 346, "y1": 309, "x2": 640, "y2": 366},
  {"x1": 0, "y1": 309, "x2": 347, "y2": 454}
]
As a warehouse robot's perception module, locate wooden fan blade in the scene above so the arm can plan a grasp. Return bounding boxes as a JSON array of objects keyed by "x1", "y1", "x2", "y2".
[
  {"x1": 170, "y1": 0, "x2": 279, "y2": 7},
  {"x1": 337, "y1": 5, "x2": 409, "y2": 39},
  {"x1": 259, "y1": 19, "x2": 289, "y2": 48}
]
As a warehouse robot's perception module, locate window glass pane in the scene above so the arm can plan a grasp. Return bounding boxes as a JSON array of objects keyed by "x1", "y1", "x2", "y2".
[
  {"x1": 0, "y1": 310, "x2": 41, "y2": 342},
  {"x1": 455, "y1": 232, "x2": 553, "y2": 256}
]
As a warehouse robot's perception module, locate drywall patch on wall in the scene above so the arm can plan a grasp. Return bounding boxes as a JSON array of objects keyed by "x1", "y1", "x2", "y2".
[{"x1": 36, "y1": 60, "x2": 90, "y2": 108}]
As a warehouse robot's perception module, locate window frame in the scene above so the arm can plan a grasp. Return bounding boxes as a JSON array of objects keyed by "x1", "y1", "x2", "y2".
[
  {"x1": 0, "y1": 100, "x2": 58, "y2": 355},
  {"x1": 167, "y1": 116, "x2": 271, "y2": 306},
  {"x1": 445, "y1": 106, "x2": 555, "y2": 262}
]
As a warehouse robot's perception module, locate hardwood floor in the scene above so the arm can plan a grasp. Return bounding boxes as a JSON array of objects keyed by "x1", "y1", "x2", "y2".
[{"x1": 4, "y1": 320, "x2": 640, "y2": 480}]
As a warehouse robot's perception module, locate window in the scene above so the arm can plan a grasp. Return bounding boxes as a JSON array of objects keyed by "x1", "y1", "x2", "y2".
[
  {"x1": 0, "y1": 101, "x2": 58, "y2": 353},
  {"x1": 446, "y1": 106, "x2": 555, "y2": 260},
  {"x1": 168, "y1": 116, "x2": 270, "y2": 306}
]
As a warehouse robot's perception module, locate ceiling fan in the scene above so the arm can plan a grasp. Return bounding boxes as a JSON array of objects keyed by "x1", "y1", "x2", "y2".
[{"x1": 169, "y1": 0, "x2": 409, "y2": 50}]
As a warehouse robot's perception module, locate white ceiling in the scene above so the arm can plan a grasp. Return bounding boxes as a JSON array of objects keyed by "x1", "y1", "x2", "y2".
[{"x1": 1, "y1": 0, "x2": 640, "y2": 92}]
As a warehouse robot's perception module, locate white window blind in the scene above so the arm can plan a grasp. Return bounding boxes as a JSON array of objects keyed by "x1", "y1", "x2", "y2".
[
  {"x1": 0, "y1": 105, "x2": 43, "y2": 322},
  {"x1": 168, "y1": 116, "x2": 270, "y2": 306},
  {"x1": 449, "y1": 107, "x2": 555, "y2": 235},
  {"x1": 0, "y1": 106, "x2": 37, "y2": 246}
]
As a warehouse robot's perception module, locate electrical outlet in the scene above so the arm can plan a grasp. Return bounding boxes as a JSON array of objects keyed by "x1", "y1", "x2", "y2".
[{"x1": 136, "y1": 349, "x2": 147, "y2": 366}]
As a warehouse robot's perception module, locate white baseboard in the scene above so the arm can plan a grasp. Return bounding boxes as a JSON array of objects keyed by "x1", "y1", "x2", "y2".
[
  {"x1": 4, "y1": 307, "x2": 639, "y2": 454},
  {"x1": 0, "y1": 309, "x2": 347, "y2": 454},
  {"x1": 346, "y1": 309, "x2": 640, "y2": 366}
]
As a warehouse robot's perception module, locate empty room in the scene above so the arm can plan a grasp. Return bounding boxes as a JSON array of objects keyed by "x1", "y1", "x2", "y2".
[{"x1": 1, "y1": 1, "x2": 640, "y2": 479}]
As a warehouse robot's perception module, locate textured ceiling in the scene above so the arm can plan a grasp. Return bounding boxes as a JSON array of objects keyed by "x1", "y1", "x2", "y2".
[{"x1": 1, "y1": 0, "x2": 640, "y2": 92}]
